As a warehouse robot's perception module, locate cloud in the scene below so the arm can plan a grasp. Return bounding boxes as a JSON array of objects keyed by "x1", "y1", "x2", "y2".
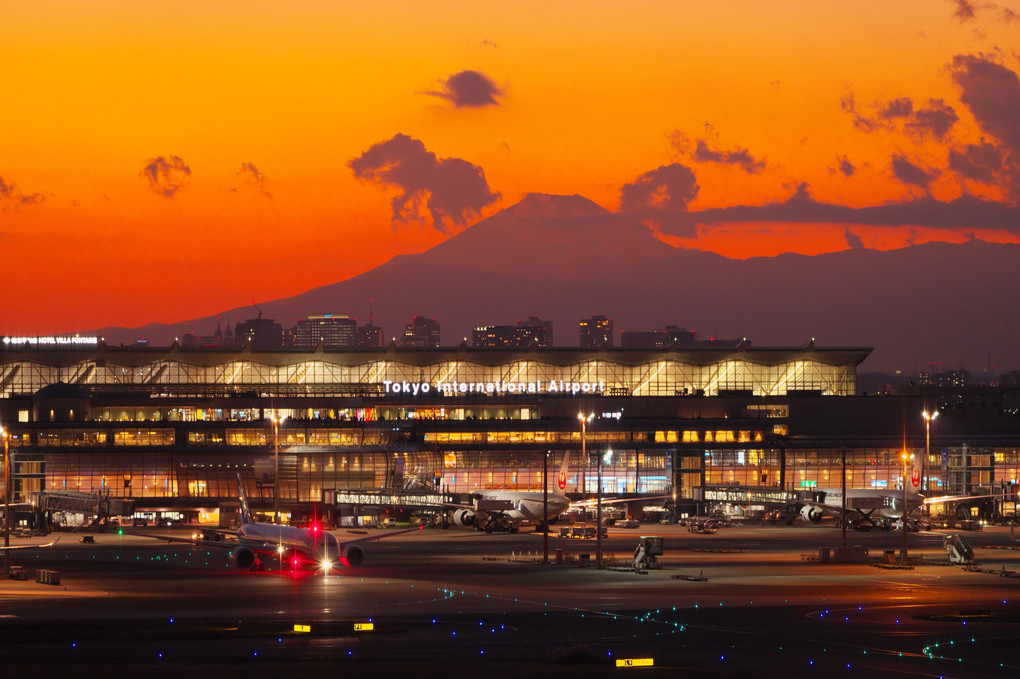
[
  {"x1": 844, "y1": 229, "x2": 866, "y2": 249},
  {"x1": 950, "y1": 0, "x2": 980, "y2": 22},
  {"x1": 650, "y1": 183, "x2": 1020, "y2": 235},
  {"x1": 237, "y1": 162, "x2": 271, "y2": 199},
  {"x1": 950, "y1": 54, "x2": 1020, "y2": 151},
  {"x1": 426, "y1": 70, "x2": 501, "y2": 107},
  {"x1": 671, "y1": 126, "x2": 766, "y2": 174},
  {"x1": 849, "y1": 94, "x2": 958, "y2": 140},
  {"x1": 949, "y1": 54, "x2": 1020, "y2": 198},
  {"x1": 348, "y1": 133, "x2": 501, "y2": 232},
  {"x1": 619, "y1": 163, "x2": 699, "y2": 212},
  {"x1": 949, "y1": 139, "x2": 1005, "y2": 183},
  {"x1": 833, "y1": 154, "x2": 856, "y2": 177},
  {"x1": 140, "y1": 156, "x2": 191, "y2": 198},
  {"x1": 949, "y1": 0, "x2": 1020, "y2": 23},
  {"x1": 841, "y1": 93, "x2": 877, "y2": 132},
  {"x1": 890, "y1": 154, "x2": 938, "y2": 189},
  {"x1": 0, "y1": 176, "x2": 44, "y2": 206}
]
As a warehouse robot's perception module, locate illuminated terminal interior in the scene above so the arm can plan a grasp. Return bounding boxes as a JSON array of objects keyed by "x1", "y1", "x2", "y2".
[{"x1": 1, "y1": 343, "x2": 1019, "y2": 522}]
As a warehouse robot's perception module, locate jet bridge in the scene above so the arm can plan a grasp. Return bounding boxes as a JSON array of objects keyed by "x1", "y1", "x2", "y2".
[{"x1": 29, "y1": 490, "x2": 134, "y2": 527}]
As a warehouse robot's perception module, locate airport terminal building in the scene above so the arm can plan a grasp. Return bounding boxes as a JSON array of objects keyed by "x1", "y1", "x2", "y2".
[{"x1": 2, "y1": 341, "x2": 1019, "y2": 523}]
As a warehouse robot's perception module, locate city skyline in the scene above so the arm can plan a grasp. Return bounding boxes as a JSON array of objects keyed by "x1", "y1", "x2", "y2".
[{"x1": 3, "y1": 1, "x2": 1019, "y2": 348}]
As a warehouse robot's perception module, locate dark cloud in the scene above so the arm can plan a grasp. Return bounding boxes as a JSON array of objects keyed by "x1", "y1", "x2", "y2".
[
  {"x1": 879, "y1": 97, "x2": 914, "y2": 119},
  {"x1": 949, "y1": 140, "x2": 1005, "y2": 183},
  {"x1": 426, "y1": 70, "x2": 501, "y2": 107},
  {"x1": 909, "y1": 99, "x2": 959, "y2": 140},
  {"x1": 841, "y1": 93, "x2": 877, "y2": 133},
  {"x1": 834, "y1": 155, "x2": 856, "y2": 177},
  {"x1": 949, "y1": 54, "x2": 1020, "y2": 198},
  {"x1": 950, "y1": 0, "x2": 979, "y2": 22},
  {"x1": 950, "y1": 54, "x2": 1020, "y2": 151},
  {"x1": 140, "y1": 156, "x2": 191, "y2": 198},
  {"x1": 844, "y1": 229, "x2": 866, "y2": 249},
  {"x1": 0, "y1": 176, "x2": 44, "y2": 206},
  {"x1": 949, "y1": 0, "x2": 1020, "y2": 23},
  {"x1": 651, "y1": 183, "x2": 1020, "y2": 235},
  {"x1": 849, "y1": 94, "x2": 958, "y2": 140},
  {"x1": 237, "y1": 162, "x2": 271, "y2": 199},
  {"x1": 348, "y1": 133, "x2": 501, "y2": 232},
  {"x1": 671, "y1": 127, "x2": 766, "y2": 174},
  {"x1": 619, "y1": 163, "x2": 699, "y2": 212},
  {"x1": 890, "y1": 154, "x2": 938, "y2": 189}
]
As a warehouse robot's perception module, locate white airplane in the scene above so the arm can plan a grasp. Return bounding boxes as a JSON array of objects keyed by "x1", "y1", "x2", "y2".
[
  {"x1": 0, "y1": 536, "x2": 61, "y2": 551},
  {"x1": 140, "y1": 475, "x2": 420, "y2": 572},
  {"x1": 450, "y1": 451, "x2": 574, "y2": 532},
  {"x1": 798, "y1": 456, "x2": 925, "y2": 527}
]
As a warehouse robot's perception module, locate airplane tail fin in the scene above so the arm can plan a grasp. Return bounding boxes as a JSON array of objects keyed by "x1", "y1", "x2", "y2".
[
  {"x1": 907, "y1": 456, "x2": 923, "y2": 496},
  {"x1": 555, "y1": 450, "x2": 571, "y2": 495},
  {"x1": 237, "y1": 473, "x2": 253, "y2": 525}
]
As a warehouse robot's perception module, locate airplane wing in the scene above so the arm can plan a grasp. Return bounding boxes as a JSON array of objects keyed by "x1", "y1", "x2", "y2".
[
  {"x1": 0, "y1": 536, "x2": 61, "y2": 551},
  {"x1": 570, "y1": 495, "x2": 670, "y2": 508},
  {"x1": 137, "y1": 526, "x2": 422, "y2": 554},
  {"x1": 135, "y1": 530, "x2": 304, "y2": 557},
  {"x1": 335, "y1": 526, "x2": 424, "y2": 545}
]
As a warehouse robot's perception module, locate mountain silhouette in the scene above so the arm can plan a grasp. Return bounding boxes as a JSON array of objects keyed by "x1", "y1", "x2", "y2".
[{"x1": 94, "y1": 194, "x2": 1020, "y2": 374}]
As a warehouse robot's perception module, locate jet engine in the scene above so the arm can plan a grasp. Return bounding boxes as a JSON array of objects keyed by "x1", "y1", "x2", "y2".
[
  {"x1": 229, "y1": 546, "x2": 257, "y2": 570},
  {"x1": 800, "y1": 505, "x2": 824, "y2": 523},
  {"x1": 339, "y1": 544, "x2": 364, "y2": 568},
  {"x1": 452, "y1": 509, "x2": 476, "y2": 527}
]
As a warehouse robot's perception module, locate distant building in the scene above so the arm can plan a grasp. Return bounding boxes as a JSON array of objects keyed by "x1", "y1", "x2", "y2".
[
  {"x1": 181, "y1": 318, "x2": 231, "y2": 349},
  {"x1": 619, "y1": 325, "x2": 739, "y2": 349},
  {"x1": 472, "y1": 316, "x2": 553, "y2": 349},
  {"x1": 357, "y1": 323, "x2": 384, "y2": 349},
  {"x1": 579, "y1": 315, "x2": 613, "y2": 349},
  {"x1": 291, "y1": 314, "x2": 356, "y2": 349},
  {"x1": 402, "y1": 316, "x2": 440, "y2": 348},
  {"x1": 919, "y1": 367, "x2": 970, "y2": 388},
  {"x1": 234, "y1": 314, "x2": 284, "y2": 349}
]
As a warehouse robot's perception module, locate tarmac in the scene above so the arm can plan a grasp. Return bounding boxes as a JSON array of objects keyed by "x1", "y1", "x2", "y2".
[{"x1": 2, "y1": 522, "x2": 1020, "y2": 677}]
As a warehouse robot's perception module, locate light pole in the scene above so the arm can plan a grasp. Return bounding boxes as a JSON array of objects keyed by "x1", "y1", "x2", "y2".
[
  {"x1": 900, "y1": 450, "x2": 915, "y2": 563},
  {"x1": 597, "y1": 447, "x2": 608, "y2": 569},
  {"x1": 579, "y1": 407, "x2": 595, "y2": 497},
  {"x1": 922, "y1": 410, "x2": 938, "y2": 494},
  {"x1": 2, "y1": 427, "x2": 10, "y2": 577},
  {"x1": 271, "y1": 414, "x2": 280, "y2": 523}
]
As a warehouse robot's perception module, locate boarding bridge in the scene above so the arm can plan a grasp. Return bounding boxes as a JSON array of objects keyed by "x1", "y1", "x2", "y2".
[
  {"x1": 30, "y1": 490, "x2": 134, "y2": 518},
  {"x1": 702, "y1": 485, "x2": 800, "y2": 507},
  {"x1": 329, "y1": 488, "x2": 452, "y2": 509}
]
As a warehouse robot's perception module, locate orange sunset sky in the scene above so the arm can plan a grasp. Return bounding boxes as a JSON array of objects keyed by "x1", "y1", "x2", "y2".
[{"x1": 2, "y1": 1, "x2": 1019, "y2": 334}]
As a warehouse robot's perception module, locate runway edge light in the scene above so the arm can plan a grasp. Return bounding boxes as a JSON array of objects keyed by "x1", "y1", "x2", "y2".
[{"x1": 616, "y1": 658, "x2": 654, "y2": 668}]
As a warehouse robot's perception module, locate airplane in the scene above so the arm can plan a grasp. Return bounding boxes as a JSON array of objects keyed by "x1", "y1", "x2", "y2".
[
  {"x1": 139, "y1": 474, "x2": 420, "y2": 572},
  {"x1": 0, "y1": 536, "x2": 61, "y2": 551},
  {"x1": 449, "y1": 450, "x2": 575, "y2": 532},
  {"x1": 797, "y1": 455, "x2": 925, "y2": 528},
  {"x1": 447, "y1": 451, "x2": 659, "y2": 533}
]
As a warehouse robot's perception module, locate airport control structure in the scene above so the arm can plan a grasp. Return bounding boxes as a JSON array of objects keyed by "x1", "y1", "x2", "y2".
[{"x1": 2, "y1": 341, "x2": 1019, "y2": 526}]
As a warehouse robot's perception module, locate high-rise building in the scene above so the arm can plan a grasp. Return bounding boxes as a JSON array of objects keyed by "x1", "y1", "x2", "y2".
[
  {"x1": 473, "y1": 316, "x2": 552, "y2": 348},
  {"x1": 402, "y1": 316, "x2": 441, "y2": 348},
  {"x1": 234, "y1": 314, "x2": 284, "y2": 349},
  {"x1": 579, "y1": 315, "x2": 613, "y2": 348},
  {"x1": 357, "y1": 323, "x2": 384, "y2": 349},
  {"x1": 291, "y1": 314, "x2": 357, "y2": 349}
]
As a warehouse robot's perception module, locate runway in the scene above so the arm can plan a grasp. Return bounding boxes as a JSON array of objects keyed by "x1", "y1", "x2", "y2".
[{"x1": 2, "y1": 522, "x2": 1020, "y2": 677}]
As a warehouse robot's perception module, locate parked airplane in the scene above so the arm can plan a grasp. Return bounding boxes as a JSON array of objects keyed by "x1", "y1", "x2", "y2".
[
  {"x1": 798, "y1": 456, "x2": 924, "y2": 527},
  {"x1": 449, "y1": 451, "x2": 574, "y2": 532},
  {"x1": 140, "y1": 475, "x2": 420, "y2": 572},
  {"x1": 0, "y1": 536, "x2": 60, "y2": 551}
]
